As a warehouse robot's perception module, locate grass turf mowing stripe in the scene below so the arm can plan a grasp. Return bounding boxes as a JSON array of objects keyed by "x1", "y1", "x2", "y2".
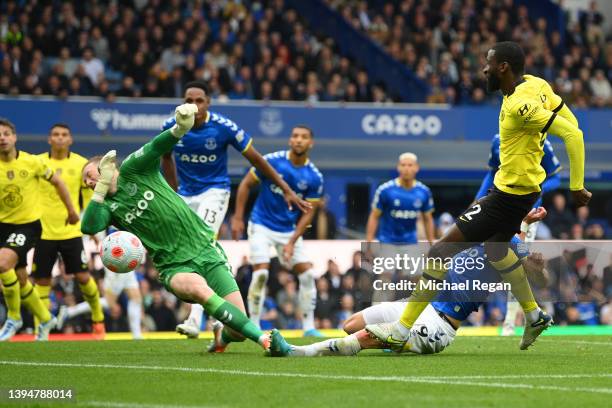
[
  {"x1": 85, "y1": 401, "x2": 220, "y2": 408},
  {"x1": 1, "y1": 360, "x2": 610, "y2": 395},
  {"x1": 539, "y1": 339, "x2": 612, "y2": 346}
]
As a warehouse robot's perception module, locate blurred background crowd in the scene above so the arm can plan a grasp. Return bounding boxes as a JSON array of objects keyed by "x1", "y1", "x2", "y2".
[{"x1": 1, "y1": 0, "x2": 611, "y2": 105}]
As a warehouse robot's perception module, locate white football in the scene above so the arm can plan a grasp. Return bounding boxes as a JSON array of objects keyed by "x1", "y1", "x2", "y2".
[{"x1": 100, "y1": 231, "x2": 145, "y2": 273}]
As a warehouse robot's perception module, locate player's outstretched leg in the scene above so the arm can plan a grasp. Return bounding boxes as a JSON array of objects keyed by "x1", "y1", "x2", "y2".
[
  {"x1": 176, "y1": 303, "x2": 203, "y2": 339},
  {"x1": 297, "y1": 267, "x2": 321, "y2": 337},
  {"x1": 247, "y1": 268, "x2": 268, "y2": 328},
  {"x1": 170, "y1": 273, "x2": 270, "y2": 351}
]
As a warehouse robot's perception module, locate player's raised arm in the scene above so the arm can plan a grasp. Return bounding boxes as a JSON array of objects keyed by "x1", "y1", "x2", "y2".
[
  {"x1": 121, "y1": 104, "x2": 198, "y2": 175},
  {"x1": 47, "y1": 172, "x2": 80, "y2": 225},
  {"x1": 81, "y1": 151, "x2": 115, "y2": 234},
  {"x1": 242, "y1": 145, "x2": 311, "y2": 213},
  {"x1": 231, "y1": 169, "x2": 260, "y2": 240}
]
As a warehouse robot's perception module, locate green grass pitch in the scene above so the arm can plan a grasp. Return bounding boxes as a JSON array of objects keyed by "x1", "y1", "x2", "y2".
[{"x1": 1, "y1": 336, "x2": 610, "y2": 408}]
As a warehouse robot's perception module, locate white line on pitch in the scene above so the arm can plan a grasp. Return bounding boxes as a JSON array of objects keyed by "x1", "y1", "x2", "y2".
[
  {"x1": 426, "y1": 373, "x2": 612, "y2": 380},
  {"x1": 539, "y1": 339, "x2": 612, "y2": 346},
  {"x1": 84, "y1": 401, "x2": 217, "y2": 408},
  {"x1": 0, "y1": 360, "x2": 610, "y2": 396}
]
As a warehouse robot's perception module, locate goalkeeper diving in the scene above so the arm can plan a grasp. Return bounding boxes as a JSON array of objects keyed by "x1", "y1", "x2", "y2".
[{"x1": 81, "y1": 104, "x2": 306, "y2": 352}]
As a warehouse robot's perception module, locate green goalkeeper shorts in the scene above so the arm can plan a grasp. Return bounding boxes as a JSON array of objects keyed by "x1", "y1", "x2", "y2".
[{"x1": 158, "y1": 242, "x2": 238, "y2": 299}]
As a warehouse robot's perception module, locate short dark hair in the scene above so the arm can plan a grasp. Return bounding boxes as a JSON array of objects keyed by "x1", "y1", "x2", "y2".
[
  {"x1": 0, "y1": 118, "x2": 16, "y2": 134},
  {"x1": 492, "y1": 41, "x2": 525, "y2": 75},
  {"x1": 184, "y1": 80, "x2": 210, "y2": 96},
  {"x1": 50, "y1": 123, "x2": 71, "y2": 133},
  {"x1": 293, "y1": 124, "x2": 314, "y2": 138}
]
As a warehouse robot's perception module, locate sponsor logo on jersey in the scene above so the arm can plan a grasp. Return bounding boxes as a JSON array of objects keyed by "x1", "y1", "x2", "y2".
[
  {"x1": 124, "y1": 190, "x2": 155, "y2": 224},
  {"x1": 3, "y1": 184, "x2": 22, "y2": 208},
  {"x1": 361, "y1": 114, "x2": 442, "y2": 136},
  {"x1": 499, "y1": 110, "x2": 505, "y2": 122},
  {"x1": 518, "y1": 104, "x2": 531, "y2": 116},
  {"x1": 205, "y1": 138, "x2": 217, "y2": 150},
  {"x1": 179, "y1": 153, "x2": 217, "y2": 164},
  {"x1": 19, "y1": 170, "x2": 28, "y2": 178},
  {"x1": 125, "y1": 182, "x2": 138, "y2": 196},
  {"x1": 110, "y1": 202, "x2": 119, "y2": 212},
  {"x1": 390, "y1": 209, "x2": 418, "y2": 219}
]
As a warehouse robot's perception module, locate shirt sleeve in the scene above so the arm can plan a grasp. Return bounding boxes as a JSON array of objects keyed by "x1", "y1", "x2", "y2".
[
  {"x1": 541, "y1": 140, "x2": 562, "y2": 176},
  {"x1": 546, "y1": 115, "x2": 585, "y2": 191},
  {"x1": 371, "y1": 185, "x2": 386, "y2": 212},
  {"x1": 306, "y1": 172, "x2": 324, "y2": 202},
  {"x1": 81, "y1": 200, "x2": 112, "y2": 235},
  {"x1": 34, "y1": 156, "x2": 54, "y2": 181},
  {"x1": 422, "y1": 188, "x2": 434, "y2": 212},
  {"x1": 161, "y1": 117, "x2": 175, "y2": 131},
  {"x1": 488, "y1": 135, "x2": 500, "y2": 169},
  {"x1": 120, "y1": 129, "x2": 180, "y2": 175},
  {"x1": 225, "y1": 119, "x2": 253, "y2": 153}
]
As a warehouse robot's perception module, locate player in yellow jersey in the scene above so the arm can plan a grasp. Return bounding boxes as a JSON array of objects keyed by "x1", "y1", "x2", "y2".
[
  {"x1": 0, "y1": 118, "x2": 80, "y2": 341},
  {"x1": 366, "y1": 41, "x2": 591, "y2": 351},
  {"x1": 31, "y1": 123, "x2": 105, "y2": 338}
]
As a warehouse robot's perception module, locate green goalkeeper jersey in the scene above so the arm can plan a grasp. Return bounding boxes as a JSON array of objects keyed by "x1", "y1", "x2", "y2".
[{"x1": 81, "y1": 129, "x2": 217, "y2": 270}]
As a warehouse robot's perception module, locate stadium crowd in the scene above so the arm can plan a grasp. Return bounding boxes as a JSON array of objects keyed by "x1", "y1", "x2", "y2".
[{"x1": 1, "y1": 0, "x2": 611, "y2": 105}]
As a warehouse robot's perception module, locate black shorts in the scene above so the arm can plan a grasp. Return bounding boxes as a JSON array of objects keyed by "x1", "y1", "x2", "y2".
[
  {"x1": 456, "y1": 187, "x2": 540, "y2": 242},
  {"x1": 32, "y1": 237, "x2": 88, "y2": 279},
  {"x1": 0, "y1": 220, "x2": 42, "y2": 269}
]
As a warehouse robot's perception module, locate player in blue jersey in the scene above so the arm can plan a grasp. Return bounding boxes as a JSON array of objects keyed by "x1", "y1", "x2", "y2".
[
  {"x1": 476, "y1": 134, "x2": 561, "y2": 336},
  {"x1": 366, "y1": 153, "x2": 435, "y2": 245},
  {"x1": 285, "y1": 208, "x2": 548, "y2": 357},
  {"x1": 229, "y1": 125, "x2": 324, "y2": 340},
  {"x1": 160, "y1": 81, "x2": 309, "y2": 340}
]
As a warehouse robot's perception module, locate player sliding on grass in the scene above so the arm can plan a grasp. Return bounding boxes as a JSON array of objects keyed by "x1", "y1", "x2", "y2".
[
  {"x1": 283, "y1": 209, "x2": 549, "y2": 357},
  {"x1": 365, "y1": 41, "x2": 590, "y2": 351},
  {"x1": 80, "y1": 104, "x2": 286, "y2": 352}
]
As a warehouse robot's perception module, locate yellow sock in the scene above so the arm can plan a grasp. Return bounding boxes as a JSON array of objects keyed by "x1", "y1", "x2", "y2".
[
  {"x1": 490, "y1": 249, "x2": 538, "y2": 313},
  {"x1": 20, "y1": 280, "x2": 51, "y2": 323},
  {"x1": 1, "y1": 269, "x2": 21, "y2": 321},
  {"x1": 399, "y1": 260, "x2": 448, "y2": 328},
  {"x1": 34, "y1": 284, "x2": 52, "y2": 330},
  {"x1": 80, "y1": 277, "x2": 104, "y2": 323}
]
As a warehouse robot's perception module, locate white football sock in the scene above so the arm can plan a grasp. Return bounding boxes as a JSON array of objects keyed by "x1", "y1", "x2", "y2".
[
  {"x1": 127, "y1": 299, "x2": 142, "y2": 339},
  {"x1": 247, "y1": 269, "x2": 269, "y2": 328},
  {"x1": 298, "y1": 269, "x2": 317, "y2": 332},
  {"x1": 187, "y1": 303, "x2": 204, "y2": 330},
  {"x1": 504, "y1": 293, "x2": 520, "y2": 328},
  {"x1": 66, "y1": 297, "x2": 109, "y2": 318},
  {"x1": 292, "y1": 335, "x2": 361, "y2": 357}
]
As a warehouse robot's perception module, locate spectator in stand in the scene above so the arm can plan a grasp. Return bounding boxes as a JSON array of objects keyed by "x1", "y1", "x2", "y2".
[
  {"x1": 146, "y1": 290, "x2": 177, "y2": 331},
  {"x1": 546, "y1": 193, "x2": 577, "y2": 239}
]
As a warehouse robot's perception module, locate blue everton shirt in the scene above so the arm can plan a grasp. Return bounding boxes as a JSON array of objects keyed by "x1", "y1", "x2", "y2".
[
  {"x1": 250, "y1": 151, "x2": 323, "y2": 233},
  {"x1": 476, "y1": 134, "x2": 561, "y2": 204},
  {"x1": 432, "y1": 236, "x2": 530, "y2": 321},
  {"x1": 162, "y1": 111, "x2": 252, "y2": 196},
  {"x1": 372, "y1": 179, "x2": 434, "y2": 244}
]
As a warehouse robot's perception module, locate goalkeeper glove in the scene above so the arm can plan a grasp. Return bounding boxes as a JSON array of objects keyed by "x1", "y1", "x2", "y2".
[
  {"x1": 92, "y1": 150, "x2": 117, "y2": 203},
  {"x1": 170, "y1": 103, "x2": 199, "y2": 138}
]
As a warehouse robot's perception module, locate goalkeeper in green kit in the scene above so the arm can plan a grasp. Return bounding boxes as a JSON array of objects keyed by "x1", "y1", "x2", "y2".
[{"x1": 81, "y1": 104, "x2": 292, "y2": 353}]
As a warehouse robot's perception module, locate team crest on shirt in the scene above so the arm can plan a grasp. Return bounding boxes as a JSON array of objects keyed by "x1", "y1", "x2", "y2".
[
  {"x1": 414, "y1": 199, "x2": 422, "y2": 208},
  {"x1": 518, "y1": 104, "x2": 530, "y2": 116},
  {"x1": 19, "y1": 170, "x2": 28, "y2": 178},
  {"x1": 394, "y1": 199, "x2": 400, "y2": 207},
  {"x1": 205, "y1": 138, "x2": 217, "y2": 150},
  {"x1": 6, "y1": 170, "x2": 14, "y2": 180},
  {"x1": 68, "y1": 169, "x2": 75, "y2": 176},
  {"x1": 297, "y1": 180, "x2": 308, "y2": 190},
  {"x1": 125, "y1": 182, "x2": 138, "y2": 196},
  {"x1": 499, "y1": 110, "x2": 505, "y2": 122}
]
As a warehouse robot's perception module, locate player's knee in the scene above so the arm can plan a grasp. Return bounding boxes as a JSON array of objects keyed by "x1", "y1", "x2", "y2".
[
  {"x1": 0, "y1": 256, "x2": 16, "y2": 273},
  {"x1": 343, "y1": 313, "x2": 365, "y2": 334},
  {"x1": 75, "y1": 271, "x2": 91, "y2": 285}
]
